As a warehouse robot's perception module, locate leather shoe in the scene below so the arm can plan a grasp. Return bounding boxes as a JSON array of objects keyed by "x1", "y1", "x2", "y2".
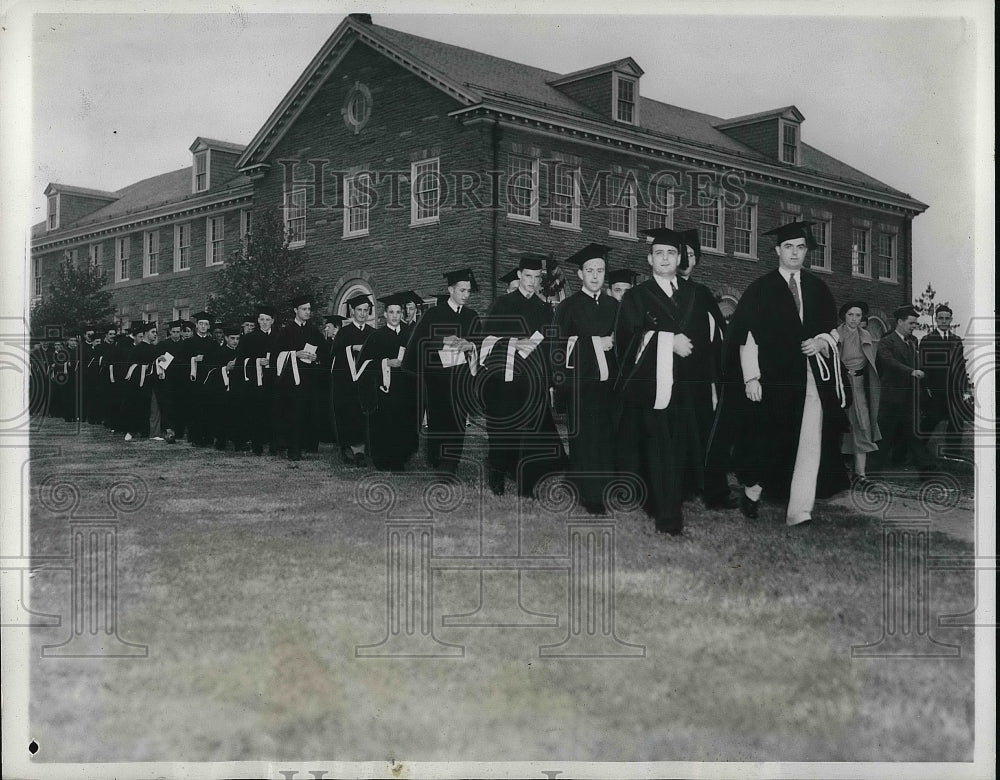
[{"x1": 740, "y1": 493, "x2": 760, "y2": 519}]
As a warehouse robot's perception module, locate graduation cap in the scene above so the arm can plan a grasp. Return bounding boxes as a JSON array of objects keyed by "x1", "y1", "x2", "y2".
[
  {"x1": 402, "y1": 290, "x2": 424, "y2": 307},
  {"x1": 288, "y1": 294, "x2": 312, "y2": 308},
  {"x1": 168, "y1": 319, "x2": 185, "y2": 330},
  {"x1": 254, "y1": 304, "x2": 277, "y2": 318},
  {"x1": 191, "y1": 311, "x2": 212, "y2": 324},
  {"x1": 606, "y1": 269, "x2": 638, "y2": 287},
  {"x1": 223, "y1": 324, "x2": 241, "y2": 337},
  {"x1": 838, "y1": 301, "x2": 870, "y2": 321},
  {"x1": 763, "y1": 220, "x2": 815, "y2": 245},
  {"x1": 324, "y1": 315, "x2": 346, "y2": 326},
  {"x1": 516, "y1": 252, "x2": 547, "y2": 271},
  {"x1": 564, "y1": 243, "x2": 611, "y2": 268},
  {"x1": 377, "y1": 292, "x2": 408, "y2": 309},
  {"x1": 641, "y1": 227, "x2": 686, "y2": 249},
  {"x1": 680, "y1": 228, "x2": 701, "y2": 260},
  {"x1": 137, "y1": 321, "x2": 158, "y2": 334},
  {"x1": 128, "y1": 320, "x2": 145, "y2": 333},
  {"x1": 443, "y1": 268, "x2": 479, "y2": 292},
  {"x1": 345, "y1": 293, "x2": 373, "y2": 310},
  {"x1": 182, "y1": 320, "x2": 195, "y2": 331},
  {"x1": 498, "y1": 268, "x2": 519, "y2": 285}
]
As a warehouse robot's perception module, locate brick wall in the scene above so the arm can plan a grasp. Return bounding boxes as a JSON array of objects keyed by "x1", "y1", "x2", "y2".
[
  {"x1": 552, "y1": 74, "x2": 614, "y2": 120},
  {"x1": 718, "y1": 119, "x2": 780, "y2": 161}
]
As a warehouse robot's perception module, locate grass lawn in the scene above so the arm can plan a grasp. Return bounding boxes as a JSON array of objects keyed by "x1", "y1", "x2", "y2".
[{"x1": 25, "y1": 418, "x2": 976, "y2": 764}]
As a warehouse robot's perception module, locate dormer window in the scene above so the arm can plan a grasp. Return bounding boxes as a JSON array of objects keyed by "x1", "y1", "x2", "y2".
[
  {"x1": 194, "y1": 150, "x2": 209, "y2": 192},
  {"x1": 47, "y1": 194, "x2": 59, "y2": 230},
  {"x1": 614, "y1": 74, "x2": 638, "y2": 125},
  {"x1": 780, "y1": 121, "x2": 800, "y2": 165}
]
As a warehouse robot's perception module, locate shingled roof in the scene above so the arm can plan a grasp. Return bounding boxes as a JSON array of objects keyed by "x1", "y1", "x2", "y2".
[
  {"x1": 368, "y1": 22, "x2": 910, "y2": 200},
  {"x1": 33, "y1": 166, "x2": 252, "y2": 241}
]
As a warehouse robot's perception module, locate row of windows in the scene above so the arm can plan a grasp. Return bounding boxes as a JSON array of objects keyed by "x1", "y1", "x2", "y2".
[{"x1": 37, "y1": 211, "x2": 251, "y2": 290}]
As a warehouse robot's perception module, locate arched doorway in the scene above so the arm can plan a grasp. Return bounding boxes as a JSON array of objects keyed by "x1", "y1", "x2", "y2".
[{"x1": 334, "y1": 280, "x2": 377, "y2": 325}]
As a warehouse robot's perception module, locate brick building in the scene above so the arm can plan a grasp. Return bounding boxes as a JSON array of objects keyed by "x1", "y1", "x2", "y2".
[
  {"x1": 33, "y1": 14, "x2": 927, "y2": 337},
  {"x1": 31, "y1": 138, "x2": 252, "y2": 329}
]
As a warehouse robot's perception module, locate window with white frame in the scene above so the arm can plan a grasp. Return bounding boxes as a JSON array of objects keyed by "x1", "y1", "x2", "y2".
[
  {"x1": 781, "y1": 122, "x2": 799, "y2": 165},
  {"x1": 411, "y1": 158, "x2": 441, "y2": 225},
  {"x1": 852, "y1": 228, "x2": 870, "y2": 277},
  {"x1": 206, "y1": 216, "x2": 225, "y2": 264},
  {"x1": 614, "y1": 74, "x2": 637, "y2": 125},
  {"x1": 550, "y1": 165, "x2": 580, "y2": 229},
  {"x1": 608, "y1": 174, "x2": 637, "y2": 238},
  {"x1": 878, "y1": 233, "x2": 897, "y2": 281},
  {"x1": 646, "y1": 181, "x2": 674, "y2": 230},
  {"x1": 240, "y1": 209, "x2": 252, "y2": 241},
  {"x1": 506, "y1": 155, "x2": 539, "y2": 221},
  {"x1": 115, "y1": 237, "x2": 130, "y2": 282},
  {"x1": 144, "y1": 231, "x2": 159, "y2": 276},
  {"x1": 33, "y1": 258, "x2": 42, "y2": 297},
  {"x1": 47, "y1": 194, "x2": 59, "y2": 230},
  {"x1": 810, "y1": 220, "x2": 832, "y2": 272},
  {"x1": 343, "y1": 172, "x2": 372, "y2": 238},
  {"x1": 88, "y1": 243, "x2": 103, "y2": 274},
  {"x1": 172, "y1": 306, "x2": 191, "y2": 322},
  {"x1": 194, "y1": 151, "x2": 209, "y2": 192},
  {"x1": 285, "y1": 188, "x2": 307, "y2": 246},
  {"x1": 65, "y1": 248, "x2": 79, "y2": 268},
  {"x1": 699, "y1": 197, "x2": 724, "y2": 252},
  {"x1": 174, "y1": 223, "x2": 191, "y2": 271},
  {"x1": 732, "y1": 204, "x2": 756, "y2": 258}
]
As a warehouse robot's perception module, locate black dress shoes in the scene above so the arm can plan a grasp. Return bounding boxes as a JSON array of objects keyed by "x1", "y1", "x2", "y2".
[{"x1": 740, "y1": 493, "x2": 760, "y2": 519}]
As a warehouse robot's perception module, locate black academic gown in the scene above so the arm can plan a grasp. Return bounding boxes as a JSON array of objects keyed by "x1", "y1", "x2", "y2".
[
  {"x1": 273, "y1": 320, "x2": 325, "y2": 458},
  {"x1": 202, "y1": 343, "x2": 240, "y2": 448},
  {"x1": 156, "y1": 338, "x2": 185, "y2": 436},
  {"x1": 358, "y1": 325, "x2": 417, "y2": 470},
  {"x1": 711, "y1": 268, "x2": 849, "y2": 500},
  {"x1": 551, "y1": 290, "x2": 619, "y2": 507},
  {"x1": 123, "y1": 340, "x2": 158, "y2": 436},
  {"x1": 402, "y1": 300, "x2": 479, "y2": 471},
  {"x1": 108, "y1": 337, "x2": 136, "y2": 432},
  {"x1": 181, "y1": 333, "x2": 218, "y2": 444},
  {"x1": 234, "y1": 327, "x2": 278, "y2": 452},
  {"x1": 478, "y1": 290, "x2": 566, "y2": 495},
  {"x1": 329, "y1": 321, "x2": 374, "y2": 452},
  {"x1": 614, "y1": 277, "x2": 713, "y2": 533}
]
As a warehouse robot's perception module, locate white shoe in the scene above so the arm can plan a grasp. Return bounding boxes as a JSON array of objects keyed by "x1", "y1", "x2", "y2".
[{"x1": 124, "y1": 433, "x2": 133, "y2": 442}]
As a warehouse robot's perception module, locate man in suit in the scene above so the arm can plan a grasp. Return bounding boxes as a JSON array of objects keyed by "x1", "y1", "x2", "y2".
[
  {"x1": 873, "y1": 305, "x2": 936, "y2": 478},
  {"x1": 713, "y1": 221, "x2": 849, "y2": 526},
  {"x1": 402, "y1": 269, "x2": 480, "y2": 473},
  {"x1": 918, "y1": 304, "x2": 969, "y2": 444},
  {"x1": 551, "y1": 243, "x2": 619, "y2": 514}
]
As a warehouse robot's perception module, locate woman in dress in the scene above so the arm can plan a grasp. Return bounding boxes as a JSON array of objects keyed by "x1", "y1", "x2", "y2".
[{"x1": 837, "y1": 301, "x2": 881, "y2": 483}]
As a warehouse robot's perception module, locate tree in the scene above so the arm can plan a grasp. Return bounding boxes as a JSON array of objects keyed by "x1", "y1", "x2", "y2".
[
  {"x1": 30, "y1": 255, "x2": 114, "y2": 337},
  {"x1": 912, "y1": 281, "x2": 958, "y2": 335},
  {"x1": 207, "y1": 209, "x2": 329, "y2": 325}
]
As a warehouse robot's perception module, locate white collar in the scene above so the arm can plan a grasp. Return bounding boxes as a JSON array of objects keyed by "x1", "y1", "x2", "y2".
[
  {"x1": 447, "y1": 300, "x2": 461, "y2": 313},
  {"x1": 778, "y1": 267, "x2": 800, "y2": 283},
  {"x1": 652, "y1": 274, "x2": 678, "y2": 297}
]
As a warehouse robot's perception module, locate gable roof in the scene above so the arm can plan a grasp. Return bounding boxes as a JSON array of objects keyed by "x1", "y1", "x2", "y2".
[
  {"x1": 237, "y1": 16, "x2": 925, "y2": 211},
  {"x1": 714, "y1": 105, "x2": 805, "y2": 129},
  {"x1": 190, "y1": 137, "x2": 247, "y2": 155},
  {"x1": 43, "y1": 183, "x2": 118, "y2": 200},
  {"x1": 32, "y1": 167, "x2": 252, "y2": 242}
]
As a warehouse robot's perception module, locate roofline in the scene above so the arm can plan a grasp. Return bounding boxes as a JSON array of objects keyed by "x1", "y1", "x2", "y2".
[
  {"x1": 547, "y1": 57, "x2": 645, "y2": 86},
  {"x1": 31, "y1": 185, "x2": 254, "y2": 252},
  {"x1": 43, "y1": 183, "x2": 118, "y2": 200},
  {"x1": 190, "y1": 137, "x2": 246, "y2": 154},
  {"x1": 236, "y1": 16, "x2": 481, "y2": 171},
  {"x1": 714, "y1": 105, "x2": 805, "y2": 129},
  {"x1": 451, "y1": 103, "x2": 928, "y2": 215}
]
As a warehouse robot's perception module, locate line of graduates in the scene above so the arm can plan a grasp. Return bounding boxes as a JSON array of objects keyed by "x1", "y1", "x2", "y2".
[{"x1": 38, "y1": 220, "x2": 955, "y2": 538}]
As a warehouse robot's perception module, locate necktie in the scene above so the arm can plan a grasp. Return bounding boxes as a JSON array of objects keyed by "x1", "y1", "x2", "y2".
[{"x1": 788, "y1": 273, "x2": 802, "y2": 319}]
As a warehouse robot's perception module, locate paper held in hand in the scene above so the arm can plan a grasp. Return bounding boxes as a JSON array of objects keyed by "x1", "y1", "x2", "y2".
[
  {"x1": 516, "y1": 330, "x2": 545, "y2": 359},
  {"x1": 157, "y1": 352, "x2": 174, "y2": 369},
  {"x1": 303, "y1": 343, "x2": 318, "y2": 355}
]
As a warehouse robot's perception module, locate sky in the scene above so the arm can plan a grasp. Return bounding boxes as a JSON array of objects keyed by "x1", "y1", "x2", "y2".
[{"x1": 5, "y1": 1, "x2": 994, "y2": 328}]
